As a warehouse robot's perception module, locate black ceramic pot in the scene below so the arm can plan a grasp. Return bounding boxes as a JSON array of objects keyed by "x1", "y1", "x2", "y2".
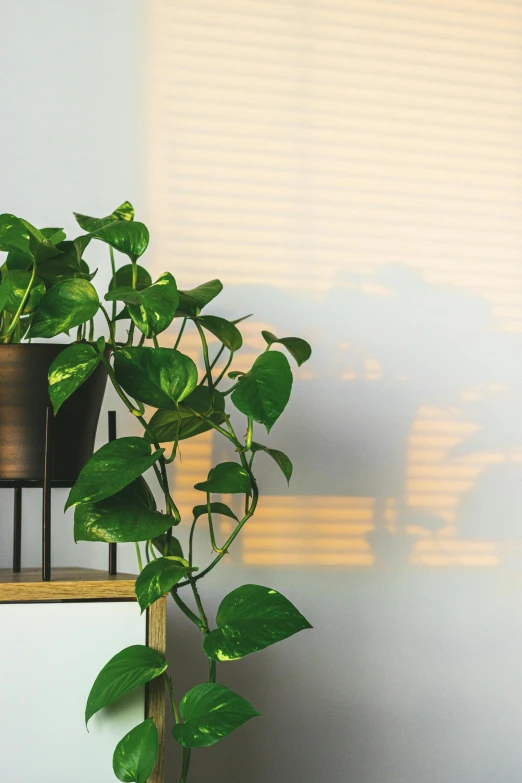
[{"x1": 0, "y1": 343, "x2": 107, "y2": 484}]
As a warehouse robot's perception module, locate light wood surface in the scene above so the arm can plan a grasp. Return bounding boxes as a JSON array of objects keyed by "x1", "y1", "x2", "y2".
[
  {"x1": 0, "y1": 567, "x2": 137, "y2": 601},
  {"x1": 147, "y1": 596, "x2": 167, "y2": 783}
]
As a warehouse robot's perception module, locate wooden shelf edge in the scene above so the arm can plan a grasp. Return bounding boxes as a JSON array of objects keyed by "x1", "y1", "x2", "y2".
[{"x1": 0, "y1": 567, "x2": 138, "y2": 601}]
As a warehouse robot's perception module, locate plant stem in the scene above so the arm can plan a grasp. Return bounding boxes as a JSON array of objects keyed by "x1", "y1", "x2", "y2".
[
  {"x1": 189, "y1": 577, "x2": 209, "y2": 633},
  {"x1": 184, "y1": 407, "x2": 241, "y2": 449},
  {"x1": 178, "y1": 482, "x2": 259, "y2": 588},
  {"x1": 188, "y1": 515, "x2": 198, "y2": 568},
  {"x1": 245, "y1": 418, "x2": 253, "y2": 451},
  {"x1": 134, "y1": 542, "x2": 143, "y2": 572},
  {"x1": 99, "y1": 304, "x2": 117, "y2": 346},
  {"x1": 213, "y1": 350, "x2": 234, "y2": 387},
  {"x1": 194, "y1": 320, "x2": 214, "y2": 400},
  {"x1": 209, "y1": 659, "x2": 217, "y2": 683},
  {"x1": 99, "y1": 354, "x2": 143, "y2": 415},
  {"x1": 178, "y1": 748, "x2": 191, "y2": 783},
  {"x1": 207, "y1": 493, "x2": 223, "y2": 553},
  {"x1": 171, "y1": 588, "x2": 202, "y2": 629},
  {"x1": 109, "y1": 246, "x2": 117, "y2": 321},
  {"x1": 99, "y1": 353, "x2": 182, "y2": 527},
  {"x1": 126, "y1": 259, "x2": 137, "y2": 346},
  {"x1": 0, "y1": 259, "x2": 36, "y2": 341},
  {"x1": 173, "y1": 317, "x2": 187, "y2": 350},
  {"x1": 198, "y1": 343, "x2": 225, "y2": 386},
  {"x1": 164, "y1": 674, "x2": 180, "y2": 724}
]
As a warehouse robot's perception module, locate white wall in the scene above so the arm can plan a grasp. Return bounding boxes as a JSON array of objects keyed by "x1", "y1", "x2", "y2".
[{"x1": 3, "y1": 2, "x2": 522, "y2": 782}]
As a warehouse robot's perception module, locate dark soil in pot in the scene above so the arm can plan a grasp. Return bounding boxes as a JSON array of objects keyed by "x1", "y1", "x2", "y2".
[{"x1": 0, "y1": 343, "x2": 107, "y2": 484}]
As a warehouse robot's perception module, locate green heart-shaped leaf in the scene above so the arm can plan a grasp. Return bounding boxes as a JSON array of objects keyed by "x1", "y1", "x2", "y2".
[
  {"x1": 41, "y1": 227, "x2": 66, "y2": 245},
  {"x1": 152, "y1": 534, "x2": 184, "y2": 560},
  {"x1": 261, "y1": 331, "x2": 312, "y2": 366},
  {"x1": 172, "y1": 683, "x2": 260, "y2": 748},
  {"x1": 32, "y1": 257, "x2": 79, "y2": 288},
  {"x1": 146, "y1": 387, "x2": 225, "y2": 442},
  {"x1": 48, "y1": 342, "x2": 102, "y2": 414},
  {"x1": 198, "y1": 315, "x2": 242, "y2": 352},
  {"x1": 176, "y1": 280, "x2": 223, "y2": 316},
  {"x1": 4, "y1": 248, "x2": 32, "y2": 272},
  {"x1": 203, "y1": 584, "x2": 312, "y2": 661},
  {"x1": 28, "y1": 278, "x2": 99, "y2": 339},
  {"x1": 114, "y1": 347, "x2": 198, "y2": 409},
  {"x1": 65, "y1": 437, "x2": 163, "y2": 509},
  {"x1": 86, "y1": 645, "x2": 167, "y2": 725},
  {"x1": 0, "y1": 214, "x2": 32, "y2": 255},
  {"x1": 194, "y1": 462, "x2": 251, "y2": 494},
  {"x1": 128, "y1": 271, "x2": 179, "y2": 337},
  {"x1": 135, "y1": 557, "x2": 194, "y2": 613},
  {"x1": 74, "y1": 479, "x2": 171, "y2": 544},
  {"x1": 105, "y1": 286, "x2": 143, "y2": 306},
  {"x1": 192, "y1": 502, "x2": 238, "y2": 523},
  {"x1": 91, "y1": 221, "x2": 149, "y2": 260},
  {"x1": 74, "y1": 201, "x2": 135, "y2": 233},
  {"x1": 113, "y1": 718, "x2": 158, "y2": 783},
  {"x1": 109, "y1": 264, "x2": 151, "y2": 292},
  {"x1": 1, "y1": 270, "x2": 46, "y2": 314},
  {"x1": 250, "y1": 442, "x2": 293, "y2": 485},
  {"x1": 231, "y1": 352, "x2": 292, "y2": 432}
]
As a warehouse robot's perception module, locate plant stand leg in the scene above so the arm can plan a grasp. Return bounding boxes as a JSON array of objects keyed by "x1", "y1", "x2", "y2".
[
  {"x1": 42, "y1": 407, "x2": 52, "y2": 582},
  {"x1": 13, "y1": 486, "x2": 22, "y2": 574},
  {"x1": 108, "y1": 410, "x2": 118, "y2": 576}
]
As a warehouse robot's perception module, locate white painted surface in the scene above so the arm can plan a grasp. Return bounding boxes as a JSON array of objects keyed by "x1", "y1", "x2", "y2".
[{"x1": 0, "y1": 601, "x2": 146, "y2": 783}]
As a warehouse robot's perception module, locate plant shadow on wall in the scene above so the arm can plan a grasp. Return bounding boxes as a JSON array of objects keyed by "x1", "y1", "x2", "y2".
[
  {"x1": 208, "y1": 266, "x2": 522, "y2": 570},
  {"x1": 0, "y1": 204, "x2": 313, "y2": 783}
]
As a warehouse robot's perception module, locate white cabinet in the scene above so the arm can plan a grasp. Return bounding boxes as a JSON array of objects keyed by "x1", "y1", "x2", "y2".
[{"x1": 0, "y1": 569, "x2": 165, "y2": 783}]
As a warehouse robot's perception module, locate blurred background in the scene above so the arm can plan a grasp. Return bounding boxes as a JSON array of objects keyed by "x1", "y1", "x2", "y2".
[{"x1": 2, "y1": 1, "x2": 522, "y2": 781}]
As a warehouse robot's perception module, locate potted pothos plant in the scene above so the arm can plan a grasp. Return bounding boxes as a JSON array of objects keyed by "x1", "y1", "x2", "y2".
[{"x1": 0, "y1": 202, "x2": 312, "y2": 783}]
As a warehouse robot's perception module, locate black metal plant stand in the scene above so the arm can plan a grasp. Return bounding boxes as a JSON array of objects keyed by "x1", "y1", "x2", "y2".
[{"x1": 2, "y1": 410, "x2": 118, "y2": 582}]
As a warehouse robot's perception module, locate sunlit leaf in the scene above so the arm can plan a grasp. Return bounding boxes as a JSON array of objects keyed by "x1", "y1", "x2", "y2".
[
  {"x1": 172, "y1": 683, "x2": 260, "y2": 748},
  {"x1": 194, "y1": 462, "x2": 251, "y2": 494},
  {"x1": 114, "y1": 347, "x2": 198, "y2": 409},
  {"x1": 128, "y1": 272, "x2": 179, "y2": 337},
  {"x1": 91, "y1": 221, "x2": 149, "y2": 260},
  {"x1": 198, "y1": 315, "x2": 242, "y2": 352},
  {"x1": 86, "y1": 645, "x2": 167, "y2": 725},
  {"x1": 28, "y1": 278, "x2": 99, "y2": 339},
  {"x1": 74, "y1": 200, "x2": 134, "y2": 233},
  {"x1": 48, "y1": 342, "x2": 101, "y2": 414},
  {"x1": 113, "y1": 718, "x2": 158, "y2": 783},
  {"x1": 65, "y1": 437, "x2": 164, "y2": 509},
  {"x1": 203, "y1": 584, "x2": 312, "y2": 661},
  {"x1": 176, "y1": 279, "x2": 223, "y2": 316},
  {"x1": 261, "y1": 331, "x2": 312, "y2": 366},
  {"x1": 0, "y1": 214, "x2": 31, "y2": 255},
  {"x1": 231, "y1": 352, "x2": 292, "y2": 432}
]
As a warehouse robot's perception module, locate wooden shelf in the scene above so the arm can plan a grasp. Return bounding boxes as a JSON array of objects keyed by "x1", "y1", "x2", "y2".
[{"x1": 0, "y1": 567, "x2": 137, "y2": 601}]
